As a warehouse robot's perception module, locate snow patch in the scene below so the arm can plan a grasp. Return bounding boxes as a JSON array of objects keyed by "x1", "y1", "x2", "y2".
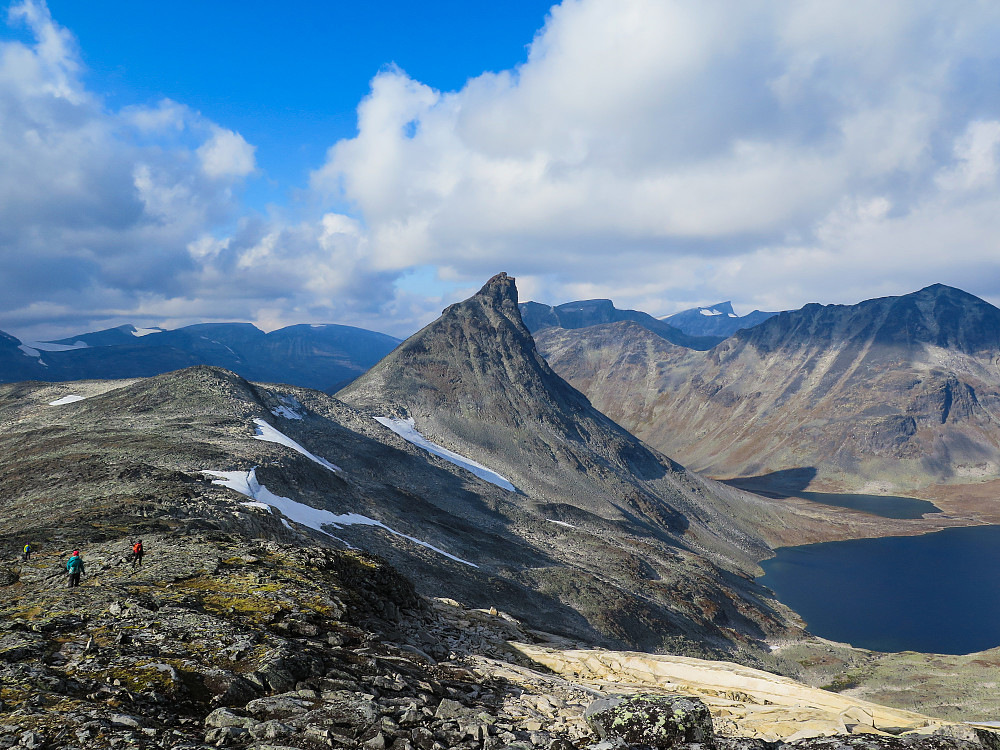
[
  {"x1": 728, "y1": 313, "x2": 739, "y2": 318},
  {"x1": 208, "y1": 468, "x2": 474, "y2": 566},
  {"x1": 25, "y1": 340, "x2": 89, "y2": 352},
  {"x1": 49, "y1": 395, "x2": 86, "y2": 405},
  {"x1": 699, "y1": 308, "x2": 723, "y2": 316},
  {"x1": 375, "y1": 416, "x2": 516, "y2": 491},
  {"x1": 132, "y1": 327, "x2": 162, "y2": 337},
  {"x1": 252, "y1": 418, "x2": 340, "y2": 472},
  {"x1": 18, "y1": 344, "x2": 41, "y2": 358},
  {"x1": 270, "y1": 394, "x2": 305, "y2": 420},
  {"x1": 547, "y1": 519, "x2": 576, "y2": 529}
]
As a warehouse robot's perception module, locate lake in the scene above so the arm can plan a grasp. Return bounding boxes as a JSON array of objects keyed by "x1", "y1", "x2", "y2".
[{"x1": 759, "y1": 525, "x2": 1000, "y2": 654}]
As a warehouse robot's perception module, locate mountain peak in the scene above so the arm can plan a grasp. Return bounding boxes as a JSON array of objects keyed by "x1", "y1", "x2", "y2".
[{"x1": 473, "y1": 271, "x2": 519, "y2": 310}]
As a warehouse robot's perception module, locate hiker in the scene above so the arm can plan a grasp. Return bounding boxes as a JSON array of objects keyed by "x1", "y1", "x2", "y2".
[
  {"x1": 22, "y1": 543, "x2": 31, "y2": 562},
  {"x1": 131, "y1": 540, "x2": 144, "y2": 569},
  {"x1": 66, "y1": 550, "x2": 85, "y2": 588}
]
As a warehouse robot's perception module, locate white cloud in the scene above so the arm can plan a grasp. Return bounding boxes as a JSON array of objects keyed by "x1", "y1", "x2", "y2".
[
  {"x1": 198, "y1": 125, "x2": 256, "y2": 179},
  {"x1": 309, "y1": 0, "x2": 1000, "y2": 315}
]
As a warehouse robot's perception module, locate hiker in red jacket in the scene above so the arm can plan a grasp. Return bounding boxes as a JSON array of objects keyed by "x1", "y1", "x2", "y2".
[{"x1": 131, "y1": 540, "x2": 144, "y2": 570}]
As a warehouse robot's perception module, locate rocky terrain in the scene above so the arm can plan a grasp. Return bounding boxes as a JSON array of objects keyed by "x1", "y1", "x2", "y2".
[
  {"x1": 3, "y1": 500, "x2": 1000, "y2": 749},
  {"x1": 534, "y1": 284, "x2": 1000, "y2": 495},
  {"x1": 0, "y1": 322, "x2": 400, "y2": 393},
  {"x1": 518, "y1": 299, "x2": 723, "y2": 351}
]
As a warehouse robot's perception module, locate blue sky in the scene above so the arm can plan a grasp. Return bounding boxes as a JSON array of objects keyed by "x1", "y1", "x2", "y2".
[
  {"x1": 3, "y1": 0, "x2": 1000, "y2": 341},
  {"x1": 30, "y1": 1, "x2": 554, "y2": 211}
]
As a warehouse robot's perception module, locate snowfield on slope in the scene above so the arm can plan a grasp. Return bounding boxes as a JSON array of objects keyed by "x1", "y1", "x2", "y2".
[
  {"x1": 204, "y1": 468, "x2": 476, "y2": 567},
  {"x1": 49, "y1": 395, "x2": 86, "y2": 405},
  {"x1": 253, "y1": 418, "x2": 341, "y2": 472},
  {"x1": 374, "y1": 416, "x2": 516, "y2": 491}
]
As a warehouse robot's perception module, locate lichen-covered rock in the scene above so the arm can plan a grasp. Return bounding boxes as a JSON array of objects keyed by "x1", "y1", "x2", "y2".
[{"x1": 585, "y1": 695, "x2": 716, "y2": 750}]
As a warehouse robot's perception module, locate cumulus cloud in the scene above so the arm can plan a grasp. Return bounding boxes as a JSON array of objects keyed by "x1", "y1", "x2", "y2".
[
  {"x1": 198, "y1": 125, "x2": 256, "y2": 179},
  {"x1": 312, "y1": 0, "x2": 1000, "y2": 315}
]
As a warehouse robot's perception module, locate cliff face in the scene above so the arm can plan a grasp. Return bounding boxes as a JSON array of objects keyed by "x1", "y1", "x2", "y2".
[{"x1": 535, "y1": 285, "x2": 1000, "y2": 491}]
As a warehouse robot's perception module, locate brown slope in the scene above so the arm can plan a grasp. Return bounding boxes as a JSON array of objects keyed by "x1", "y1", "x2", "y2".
[{"x1": 534, "y1": 284, "x2": 1000, "y2": 494}]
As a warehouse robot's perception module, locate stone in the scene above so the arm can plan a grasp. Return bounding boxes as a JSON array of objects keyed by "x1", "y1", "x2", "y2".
[
  {"x1": 244, "y1": 694, "x2": 314, "y2": 719},
  {"x1": 249, "y1": 720, "x2": 293, "y2": 740},
  {"x1": 585, "y1": 695, "x2": 716, "y2": 750},
  {"x1": 18, "y1": 732, "x2": 45, "y2": 749},
  {"x1": 205, "y1": 708, "x2": 256, "y2": 729},
  {"x1": 204, "y1": 726, "x2": 248, "y2": 744},
  {"x1": 840, "y1": 706, "x2": 876, "y2": 729},
  {"x1": 435, "y1": 698, "x2": 468, "y2": 721}
]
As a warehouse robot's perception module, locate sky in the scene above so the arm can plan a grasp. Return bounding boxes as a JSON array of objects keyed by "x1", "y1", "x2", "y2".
[{"x1": 3, "y1": 0, "x2": 1000, "y2": 341}]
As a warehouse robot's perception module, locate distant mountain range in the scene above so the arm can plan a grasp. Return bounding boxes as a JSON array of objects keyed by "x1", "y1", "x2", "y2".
[
  {"x1": 0, "y1": 322, "x2": 401, "y2": 392},
  {"x1": 519, "y1": 298, "x2": 725, "y2": 350},
  {"x1": 661, "y1": 301, "x2": 778, "y2": 338},
  {"x1": 534, "y1": 284, "x2": 1000, "y2": 493}
]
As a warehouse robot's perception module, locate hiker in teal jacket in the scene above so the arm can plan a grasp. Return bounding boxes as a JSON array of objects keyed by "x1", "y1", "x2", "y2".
[{"x1": 66, "y1": 550, "x2": 85, "y2": 588}]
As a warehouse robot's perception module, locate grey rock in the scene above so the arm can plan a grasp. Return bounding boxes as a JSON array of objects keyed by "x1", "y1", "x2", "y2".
[
  {"x1": 435, "y1": 698, "x2": 469, "y2": 721},
  {"x1": 249, "y1": 720, "x2": 293, "y2": 740},
  {"x1": 205, "y1": 726, "x2": 249, "y2": 744},
  {"x1": 18, "y1": 732, "x2": 45, "y2": 749},
  {"x1": 204, "y1": 708, "x2": 257, "y2": 730},
  {"x1": 585, "y1": 695, "x2": 715, "y2": 750},
  {"x1": 245, "y1": 693, "x2": 315, "y2": 718}
]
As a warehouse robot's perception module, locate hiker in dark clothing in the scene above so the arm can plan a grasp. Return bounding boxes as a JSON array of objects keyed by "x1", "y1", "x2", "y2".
[
  {"x1": 22, "y1": 543, "x2": 31, "y2": 561},
  {"x1": 67, "y1": 550, "x2": 85, "y2": 588},
  {"x1": 131, "y1": 540, "x2": 144, "y2": 570}
]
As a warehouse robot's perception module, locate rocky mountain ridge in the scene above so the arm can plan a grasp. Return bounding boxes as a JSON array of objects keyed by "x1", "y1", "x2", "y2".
[{"x1": 534, "y1": 284, "x2": 1000, "y2": 493}]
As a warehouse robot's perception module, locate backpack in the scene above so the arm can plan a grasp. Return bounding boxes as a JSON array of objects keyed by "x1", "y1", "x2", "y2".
[
  {"x1": 67, "y1": 555, "x2": 82, "y2": 573},
  {"x1": 133, "y1": 542, "x2": 142, "y2": 555}
]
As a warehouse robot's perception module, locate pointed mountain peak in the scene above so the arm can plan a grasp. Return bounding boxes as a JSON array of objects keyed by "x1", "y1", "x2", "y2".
[
  {"x1": 442, "y1": 272, "x2": 519, "y2": 320},
  {"x1": 478, "y1": 271, "x2": 517, "y2": 301},
  {"x1": 339, "y1": 274, "x2": 683, "y2": 518}
]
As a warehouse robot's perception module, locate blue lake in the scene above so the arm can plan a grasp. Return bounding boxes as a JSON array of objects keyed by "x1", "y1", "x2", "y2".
[{"x1": 759, "y1": 525, "x2": 1000, "y2": 654}]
